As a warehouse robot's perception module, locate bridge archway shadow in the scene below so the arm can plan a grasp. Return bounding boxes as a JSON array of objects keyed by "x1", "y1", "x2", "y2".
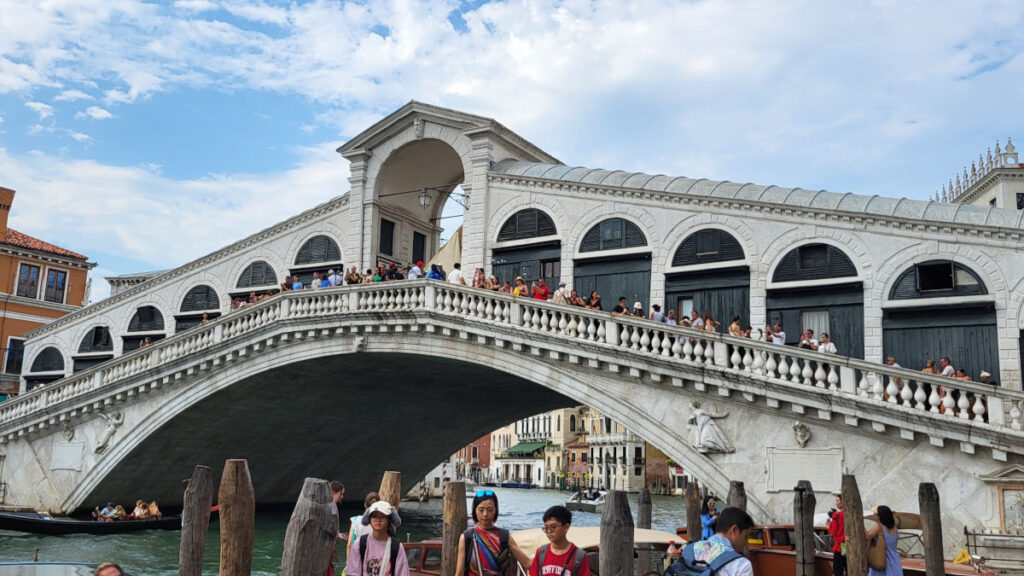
[{"x1": 86, "y1": 352, "x2": 573, "y2": 508}]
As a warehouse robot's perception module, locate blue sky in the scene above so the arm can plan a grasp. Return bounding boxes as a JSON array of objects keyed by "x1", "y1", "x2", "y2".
[{"x1": 0, "y1": 0, "x2": 1022, "y2": 301}]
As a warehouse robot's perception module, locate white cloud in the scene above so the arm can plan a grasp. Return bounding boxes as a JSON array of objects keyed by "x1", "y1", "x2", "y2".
[
  {"x1": 55, "y1": 89, "x2": 94, "y2": 102},
  {"x1": 173, "y1": 0, "x2": 218, "y2": 12},
  {"x1": 67, "y1": 131, "x2": 92, "y2": 142},
  {"x1": 76, "y1": 106, "x2": 113, "y2": 120},
  {"x1": 25, "y1": 101, "x2": 54, "y2": 120},
  {"x1": 0, "y1": 143, "x2": 350, "y2": 270}
]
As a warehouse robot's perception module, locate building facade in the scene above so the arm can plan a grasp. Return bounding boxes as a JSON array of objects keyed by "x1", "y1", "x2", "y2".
[
  {"x1": 585, "y1": 409, "x2": 647, "y2": 492},
  {"x1": 0, "y1": 187, "x2": 94, "y2": 399}
]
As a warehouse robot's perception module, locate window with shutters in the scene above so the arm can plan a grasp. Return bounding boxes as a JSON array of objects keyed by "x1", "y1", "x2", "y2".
[
  {"x1": 580, "y1": 218, "x2": 647, "y2": 252},
  {"x1": 889, "y1": 260, "x2": 987, "y2": 300},
  {"x1": 379, "y1": 219, "x2": 395, "y2": 256},
  {"x1": 4, "y1": 338, "x2": 24, "y2": 375},
  {"x1": 772, "y1": 244, "x2": 857, "y2": 283},
  {"x1": 294, "y1": 235, "x2": 341, "y2": 265},
  {"x1": 236, "y1": 261, "x2": 276, "y2": 288},
  {"x1": 672, "y1": 229, "x2": 745, "y2": 266},
  {"x1": 16, "y1": 263, "x2": 40, "y2": 298},
  {"x1": 412, "y1": 232, "x2": 426, "y2": 264},
  {"x1": 497, "y1": 209, "x2": 557, "y2": 241},
  {"x1": 44, "y1": 269, "x2": 68, "y2": 303},
  {"x1": 127, "y1": 306, "x2": 165, "y2": 332},
  {"x1": 78, "y1": 327, "x2": 113, "y2": 353},
  {"x1": 30, "y1": 347, "x2": 64, "y2": 373},
  {"x1": 181, "y1": 285, "x2": 220, "y2": 312}
]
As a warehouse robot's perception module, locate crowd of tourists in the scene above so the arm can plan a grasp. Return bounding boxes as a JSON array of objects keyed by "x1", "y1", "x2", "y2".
[{"x1": 91, "y1": 499, "x2": 162, "y2": 522}]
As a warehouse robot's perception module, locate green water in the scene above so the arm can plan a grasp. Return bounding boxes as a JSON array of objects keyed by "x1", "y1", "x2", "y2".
[{"x1": 0, "y1": 489, "x2": 687, "y2": 574}]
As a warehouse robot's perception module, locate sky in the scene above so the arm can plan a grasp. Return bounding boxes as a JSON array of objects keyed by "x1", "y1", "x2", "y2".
[{"x1": 0, "y1": 0, "x2": 1022, "y2": 302}]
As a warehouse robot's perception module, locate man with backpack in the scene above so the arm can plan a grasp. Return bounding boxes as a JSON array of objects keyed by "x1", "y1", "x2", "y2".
[
  {"x1": 665, "y1": 507, "x2": 754, "y2": 576},
  {"x1": 529, "y1": 505, "x2": 590, "y2": 576}
]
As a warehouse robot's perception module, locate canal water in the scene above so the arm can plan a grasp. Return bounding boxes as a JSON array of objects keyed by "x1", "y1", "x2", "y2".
[{"x1": 0, "y1": 488, "x2": 688, "y2": 574}]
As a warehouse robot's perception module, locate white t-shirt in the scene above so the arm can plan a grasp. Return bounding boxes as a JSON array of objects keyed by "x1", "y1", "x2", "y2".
[
  {"x1": 448, "y1": 268, "x2": 463, "y2": 284},
  {"x1": 941, "y1": 365, "x2": 955, "y2": 377},
  {"x1": 408, "y1": 266, "x2": 422, "y2": 279},
  {"x1": 771, "y1": 331, "x2": 786, "y2": 345},
  {"x1": 692, "y1": 317, "x2": 705, "y2": 329},
  {"x1": 799, "y1": 337, "x2": 818, "y2": 349},
  {"x1": 819, "y1": 342, "x2": 837, "y2": 354}
]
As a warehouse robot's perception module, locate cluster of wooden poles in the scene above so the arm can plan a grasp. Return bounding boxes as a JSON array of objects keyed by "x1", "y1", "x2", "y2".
[{"x1": 177, "y1": 460, "x2": 948, "y2": 576}]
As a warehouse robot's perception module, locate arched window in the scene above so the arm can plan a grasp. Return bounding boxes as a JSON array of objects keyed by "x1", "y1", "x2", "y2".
[
  {"x1": 30, "y1": 347, "x2": 64, "y2": 372},
  {"x1": 772, "y1": 243, "x2": 857, "y2": 283},
  {"x1": 889, "y1": 260, "x2": 987, "y2": 300},
  {"x1": 78, "y1": 327, "x2": 113, "y2": 353},
  {"x1": 236, "y1": 261, "x2": 277, "y2": 288},
  {"x1": 497, "y1": 209, "x2": 557, "y2": 241},
  {"x1": 180, "y1": 285, "x2": 221, "y2": 312},
  {"x1": 569, "y1": 415, "x2": 576, "y2": 432},
  {"x1": 673, "y1": 229, "x2": 744, "y2": 266},
  {"x1": 295, "y1": 235, "x2": 341, "y2": 265},
  {"x1": 579, "y1": 218, "x2": 647, "y2": 252},
  {"x1": 127, "y1": 306, "x2": 165, "y2": 332}
]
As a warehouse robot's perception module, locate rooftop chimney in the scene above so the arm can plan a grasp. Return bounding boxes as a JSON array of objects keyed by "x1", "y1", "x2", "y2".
[{"x1": 0, "y1": 187, "x2": 13, "y2": 238}]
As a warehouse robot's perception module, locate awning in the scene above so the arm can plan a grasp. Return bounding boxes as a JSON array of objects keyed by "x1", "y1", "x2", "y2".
[{"x1": 504, "y1": 442, "x2": 547, "y2": 457}]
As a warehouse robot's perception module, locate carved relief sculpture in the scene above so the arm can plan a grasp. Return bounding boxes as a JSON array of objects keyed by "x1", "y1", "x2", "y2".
[
  {"x1": 687, "y1": 401, "x2": 734, "y2": 453},
  {"x1": 94, "y1": 411, "x2": 124, "y2": 454},
  {"x1": 792, "y1": 421, "x2": 811, "y2": 447},
  {"x1": 414, "y1": 117, "x2": 425, "y2": 139}
]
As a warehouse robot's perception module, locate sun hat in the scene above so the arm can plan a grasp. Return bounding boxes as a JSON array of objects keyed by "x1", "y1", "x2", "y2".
[
  {"x1": 361, "y1": 500, "x2": 402, "y2": 528},
  {"x1": 980, "y1": 371, "x2": 991, "y2": 378},
  {"x1": 633, "y1": 301, "x2": 642, "y2": 309}
]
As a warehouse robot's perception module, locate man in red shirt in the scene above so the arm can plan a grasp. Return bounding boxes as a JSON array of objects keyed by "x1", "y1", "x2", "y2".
[
  {"x1": 529, "y1": 505, "x2": 590, "y2": 576},
  {"x1": 532, "y1": 281, "x2": 551, "y2": 301},
  {"x1": 827, "y1": 495, "x2": 846, "y2": 576}
]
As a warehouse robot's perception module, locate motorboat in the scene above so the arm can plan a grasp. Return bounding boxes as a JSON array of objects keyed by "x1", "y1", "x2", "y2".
[
  {"x1": 565, "y1": 490, "x2": 606, "y2": 513},
  {"x1": 0, "y1": 509, "x2": 182, "y2": 536}
]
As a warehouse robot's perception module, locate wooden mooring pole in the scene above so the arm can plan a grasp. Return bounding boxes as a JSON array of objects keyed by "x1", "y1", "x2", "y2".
[
  {"x1": 919, "y1": 482, "x2": 944, "y2": 576},
  {"x1": 218, "y1": 459, "x2": 255, "y2": 576},
  {"x1": 599, "y1": 490, "x2": 634, "y2": 576},
  {"x1": 842, "y1": 474, "x2": 868, "y2": 576},
  {"x1": 379, "y1": 471, "x2": 402, "y2": 508},
  {"x1": 279, "y1": 478, "x2": 339, "y2": 576},
  {"x1": 685, "y1": 481, "x2": 701, "y2": 542},
  {"x1": 637, "y1": 488, "x2": 652, "y2": 575},
  {"x1": 793, "y1": 480, "x2": 816, "y2": 576},
  {"x1": 179, "y1": 465, "x2": 212, "y2": 576},
  {"x1": 441, "y1": 481, "x2": 467, "y2": 576},
  {"x1": 727, "y1": 481, "x2": 747, "y2": 512}
]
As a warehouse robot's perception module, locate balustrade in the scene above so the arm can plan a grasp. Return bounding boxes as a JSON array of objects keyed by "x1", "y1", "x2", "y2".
[{"x1": 1, "y1": 281, "x2": 1021, "y2": 442}]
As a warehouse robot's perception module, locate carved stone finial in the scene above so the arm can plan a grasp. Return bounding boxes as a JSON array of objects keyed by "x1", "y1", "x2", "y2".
[
  {"x1": 987, "y1": 147, "x2": 994, "y2": 170},
  {"x1": 63, "y1": 422, "x2": 75, "y2": 442},
  {"x1": 792, "y1": 421, "x2": 811, "y2": 447}
]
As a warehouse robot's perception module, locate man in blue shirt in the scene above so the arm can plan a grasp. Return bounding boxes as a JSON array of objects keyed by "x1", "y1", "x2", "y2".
[{"x1": 688, "y1": 507, "x2": 754, "y2": 576}]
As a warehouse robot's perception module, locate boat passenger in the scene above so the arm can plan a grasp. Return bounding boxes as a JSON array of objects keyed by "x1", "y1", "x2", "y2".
[
  {"x1": 345, "y1": 500, "x2": 409, "y2": 576},
  {"x1": 132, "y1": 500, "x2": 148, "y2": 519},
  {"x1": 98, "y1": 502, "x2": 116, "y2": 522},
  {"x1": 148, "y1": 501, "x2": 162, "y2": 519},
  {"x1": 456, "y1": 490, "x2": 530, "y2": 576},
  {"x1": 113, "y1": 505, "x2": 127, "y2": 520},
  {"x1": 94, "y1": 562, "x2": 124, "y2": 576}
]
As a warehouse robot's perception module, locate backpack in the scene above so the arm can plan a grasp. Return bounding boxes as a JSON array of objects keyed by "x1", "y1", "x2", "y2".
[
  {"x1": 536, "y1": 543, "x2": 586, "y2": 576},
  {"x1": 359, "y1": 534, "x2": 401, "y2": 575},
  {"x1": 463, "y1": 527, "x2": 510, "y2": 573},
  {"x1": 664, "y1": 541, "x2": 743, "y2": 576}
]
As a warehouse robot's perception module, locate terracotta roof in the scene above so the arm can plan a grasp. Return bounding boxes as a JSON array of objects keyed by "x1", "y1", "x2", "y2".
[{"x1": 2, "y1": 228, "x2": 89, "y2": 260}]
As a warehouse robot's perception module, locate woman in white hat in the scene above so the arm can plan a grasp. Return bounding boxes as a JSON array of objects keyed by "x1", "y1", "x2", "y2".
[{"x1": 345, "y1": 500, "x2": 409, "y2": 576}]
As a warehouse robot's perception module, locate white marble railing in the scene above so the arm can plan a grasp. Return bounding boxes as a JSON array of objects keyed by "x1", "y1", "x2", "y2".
[{"x1": 4, "y1": 281, "x2": 1024, "y2": 439}]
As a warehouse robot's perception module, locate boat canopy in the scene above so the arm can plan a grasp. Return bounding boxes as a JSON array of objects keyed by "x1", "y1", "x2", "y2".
[{"x1": 511, "y1": 527, "x2": 677, "y2": 555}]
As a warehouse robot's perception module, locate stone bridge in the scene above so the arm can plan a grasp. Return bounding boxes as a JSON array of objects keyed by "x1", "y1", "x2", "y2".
[{"x1": 2, "y1": 282, "x2": 1022, "y2": 552}]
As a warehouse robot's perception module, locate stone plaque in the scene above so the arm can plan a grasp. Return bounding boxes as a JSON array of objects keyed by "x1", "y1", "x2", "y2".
[
  {"x1": 52, "y1": 442, "x2": 85, "y2": 471},
  {"x1": 766, "y1": 446, "x2": 842, "y2": 493}
]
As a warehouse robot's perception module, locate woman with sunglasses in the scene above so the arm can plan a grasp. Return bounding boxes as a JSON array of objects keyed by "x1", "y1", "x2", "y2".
[{"x1": 456, "y1": 490, "x2": 530, "y2": 576}]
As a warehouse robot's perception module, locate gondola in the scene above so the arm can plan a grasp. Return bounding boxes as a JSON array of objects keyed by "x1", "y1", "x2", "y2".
[{"x1": 0, "y1": 509, "x2": 182, "y2": 536}]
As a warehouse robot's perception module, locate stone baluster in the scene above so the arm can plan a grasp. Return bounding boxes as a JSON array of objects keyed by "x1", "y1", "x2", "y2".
[
  {"x1": 802, "y1": 359, "x2": 814, "y2": 386},
  {"x1": 671, "y1": 335, "x2": 683, "y2": 359},
  {"x1": 730, "y1": 346, "x2": 742, "y2": 369},
  {"x1": 1009, "y1": 402, "x2": 1022, "y2": 431},
  {"x1": 639, "y1": 328, "x2": 651, "y2": 352},
  {"x1": 521, "y1": 306, "x2": 532, "y2": 330},
  {"x1": 956, "y1": 391, "x2": 971, "y2": 419},
  {"x1": 703, "y1": 339, "x2": 714, "y2": 366},
  {"x1": 540, "y1": 309, "x2": 550, "y2": 332},
  {"x1": 813, "y1": 362, "x2": 827, "y2": 388},
  {"x1": 972, "y1": 395, "x2": 987, "y2": 423},
  {"x1": 885, "y1": 377, "x2": 899, "y2": 403},
  {"x1": 742, "y1": 347, "x2": 753, "y2": 371},
  {"x1": 532, "y1": 307, "x2": 542, "y2": 331},
  {"x1": 777, "y1": 355, "x2": 789, "y2": 381},
  {"x1": 595, "y1": 319, "x2": 605, "y2": 343},
  {"x1": 900, "y1": 381, "x2": 914, "y2": 407},
  {"x1": 869, "y1": 372, "x2": 884, "y2": 401},
  {"x1": 751, "y1": 350, "x2": 765, "y2": 375},
  {"x1": 914, "y1": 384, "x2": 928, "y2": 410},
  {"x1": 827, "y1": 366, "x2": 839, "y2": 391},
  {"x1": 629, "y1": 326, "x2": 641, "y2": 350},
  {"x1": 943, "y1": 391, "x2": 957, "y2": 416},
  {"x1": 558, "y1": 312, "x2": 569, "y2": 334},
  {"x1": 661, "y1": 334, "x2": 673, "y2": 357},
  {"x1": 765, "y1": 352, "x2": 777, "y2": 378},
  {"x1": 928, "y1": 386, "x2": 942, "y2": 413},
  {"x1": 691, "y1": 339, "x2": 703, "y2": 364},
  {"x1": 789, "y1": 355, "x2": 802, "y2": 383},
  {"x1": 649, "y1": 330, "x2": 660, "y2": 355}
]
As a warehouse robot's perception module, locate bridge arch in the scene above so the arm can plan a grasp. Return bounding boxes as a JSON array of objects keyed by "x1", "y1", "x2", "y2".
[
  {"x1": 287, "y1": 229, "x2": 346, "y2": 268},
  {"x1": 63, "y1": 333, "x2": 771, "y2": 520},
  {"x1": 661, "y1": 216, "x2": 759, "y2": 272}
]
